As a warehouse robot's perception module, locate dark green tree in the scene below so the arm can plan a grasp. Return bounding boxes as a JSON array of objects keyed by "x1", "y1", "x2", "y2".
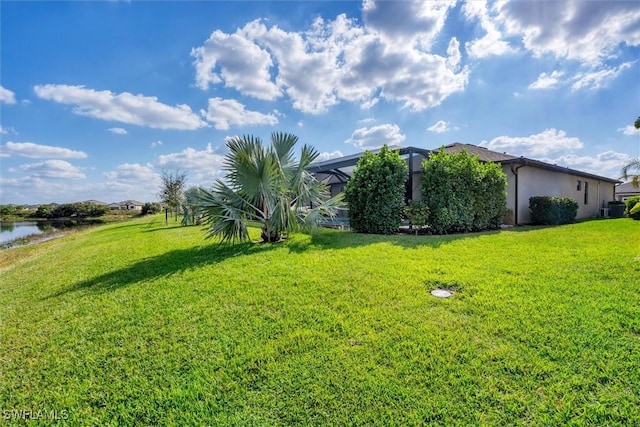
[
  {"x1": 344, "y1": 145, "x2": 409, "y2": 234},
  {"x1": 421, "y1": 148, "x2": 507, "y2": 234},
  {"x1": 141, "y1": 202, "x2": 161, "y2": 216}
]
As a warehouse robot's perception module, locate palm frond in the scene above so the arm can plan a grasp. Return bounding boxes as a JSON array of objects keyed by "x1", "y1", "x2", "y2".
[
  {"x1": 196, "y1": 183, "x2": 254, "y2": 243},
  {"x1": 270, "y1": 132, "x2": 298, "y2": 170},
  {"x1": 300, "y1": 193, "x2": 345, "y2": 231},
  {"x1": 620, "y1": 158, "x2": 640, "y2": 187}
]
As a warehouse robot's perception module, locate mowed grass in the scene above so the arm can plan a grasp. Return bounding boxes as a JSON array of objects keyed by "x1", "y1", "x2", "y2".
[{"x1": 1, "y1": 215, "x2": 639, "y2": 425}]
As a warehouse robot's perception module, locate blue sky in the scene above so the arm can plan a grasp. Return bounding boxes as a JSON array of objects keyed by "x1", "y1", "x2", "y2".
[{"x1": 1, "y1": 0, "x2": 639, "y2": 205}]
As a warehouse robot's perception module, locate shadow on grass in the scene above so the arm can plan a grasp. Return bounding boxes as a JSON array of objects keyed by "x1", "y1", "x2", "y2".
[
  {"x1": 46, "y1": 241, "x2": 277, "y2": 299},
  {"x1": 286, "y1": 222, "x2": 569, "y2": 253},
  {"x1": 47, "y1": 222, "x2": 572, "y2": 299},
  {"x1": 287, "y1": 227, "x2": 495, "y2": 252}
]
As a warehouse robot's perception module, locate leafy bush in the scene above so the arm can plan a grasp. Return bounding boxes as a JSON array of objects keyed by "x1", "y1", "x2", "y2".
[
  {"x1": 529, "y1": 196, "x2": 578, "y2": 225},
  {"x1": 625, "y1": 196, "x2": 640, "y2": 219},
  {"x1": 403, "y1": 201, "x2": 429, "y2": 234},
  {"x1": 344, "y1": 145, "x2": 409, "y2": 234},
  {"x1": 35, "y1": 203, "x2": 109, "y2": 219},
  {"x1": 34, "y1": 204, "x2": 52, "y2": 218},
  {"x1": 421, "y1": 149, "x2": 507, "y2": 234},
  {"x1": 141, "y1": 202, "x2": 162, "y2": 216},
  {"x1": 630, "y1": 202, "x2": 640, "y2": 219}
]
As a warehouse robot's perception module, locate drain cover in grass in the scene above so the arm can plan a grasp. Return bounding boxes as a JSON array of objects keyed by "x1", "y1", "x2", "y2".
[{"x1": 431, "y1": 289, "x2": 452, "y2": 298}]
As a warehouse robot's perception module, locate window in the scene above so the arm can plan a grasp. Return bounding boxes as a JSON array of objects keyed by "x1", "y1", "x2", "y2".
[
  {"x1": 584, "y1": 181, "x2": 589, "y2": 205},
  {"x1": 577, "y1": 180, "x2": 581, "y2": 191}
]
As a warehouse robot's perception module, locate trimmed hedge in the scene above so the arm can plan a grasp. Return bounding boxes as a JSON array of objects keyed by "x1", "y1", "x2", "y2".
[
  {"x1": 625, "y1": 196, "x2": 640, "y2": 220},
  {"x1": 344, "y1": 145, "x2": 409, "y2": 234},
  {"x1": 529, "y1": 196, "x2": 578, "y2": 225},
  {"x1": 421, "y1": 148, "x2": 507, "y2": 234}
]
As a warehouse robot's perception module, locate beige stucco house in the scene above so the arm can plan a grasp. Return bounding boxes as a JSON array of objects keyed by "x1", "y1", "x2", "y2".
[
  {"x1": 108, "y1": 200, "x2": 144, "y2": 211},
  {"x1": 614, "y1": 182, "x2": 640, "y2": 202},
  {"x1": 309, "y1": 143, "x2": 621, "y2": 225}
]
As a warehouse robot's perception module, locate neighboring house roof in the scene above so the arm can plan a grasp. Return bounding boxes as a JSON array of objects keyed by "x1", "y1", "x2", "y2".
[
  {"x1": 440, "y1": 143, "x2": 518, "y2": 162},
  {"x1": 615, "y1": 182, "x2": 640, "y2": 196},
  {"x1": 120, "y1": 200, "x2": 144, "y2": 206}
]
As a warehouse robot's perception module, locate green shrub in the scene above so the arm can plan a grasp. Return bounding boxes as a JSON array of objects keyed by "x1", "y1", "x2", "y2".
[
  {"x1": 141, "y1": 202, "x2": 162, "y2": 216},
  {"x1": 625, "y1": 196, "x2": 640, "y2": 219},
  {"x1": 421, "y1": 148, "x2": 507, "y2": 234},
  {"x1": 344, "y1": 145, "x2": 408, "y2": 234},
  {"x1": 630, "y1": 202, "x2": 640, "y2": 219},
  {"x1": 529, "y1": 196, "x2": 578, "y2": 225},
  {"x1": 403, "y1": 201, "x2": 429, "y2": 234}
]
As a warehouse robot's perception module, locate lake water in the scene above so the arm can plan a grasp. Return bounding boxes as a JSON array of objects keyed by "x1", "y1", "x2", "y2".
[{"x1": 0, "y1": 220, "x2": 103, "y2": 245}]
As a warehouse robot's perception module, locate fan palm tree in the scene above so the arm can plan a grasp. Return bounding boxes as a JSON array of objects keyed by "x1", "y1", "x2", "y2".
[
  {"x1": 196, "y1": 132, "x2": 343, "y2": 243},
  {"x1": 620, "y1": 117, "x2": 640, "y2": 187},
  {"x1": 621, "y1": 158, "x2": 640, "y2": 187}
]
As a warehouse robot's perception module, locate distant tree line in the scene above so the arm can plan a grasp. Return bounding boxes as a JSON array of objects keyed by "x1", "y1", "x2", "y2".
[{"x1": 34, "y1": 202, "x2": 110, "y2": 219}]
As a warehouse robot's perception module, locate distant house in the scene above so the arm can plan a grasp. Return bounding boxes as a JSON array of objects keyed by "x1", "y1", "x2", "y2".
[
  {"x1": 309, "y1": 143, "x2": 621, "y2": 225},
  {"x1": 108, "y1": 200, "x2": 144, "y2": 211},
  {"x1": 615, "y1": 182, "x2": 640, "y2": 202}
]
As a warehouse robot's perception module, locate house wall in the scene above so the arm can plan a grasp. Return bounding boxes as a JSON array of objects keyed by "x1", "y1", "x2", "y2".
[
  {"x1": 500, "y1": 165, "x2": 518, "y2": 225},
  {"x1": 506, "y1": 165, "x2": 616, "y2": 224},
  {"x1": 616, "y1": 193, "x2": 640, "y2": 202}
]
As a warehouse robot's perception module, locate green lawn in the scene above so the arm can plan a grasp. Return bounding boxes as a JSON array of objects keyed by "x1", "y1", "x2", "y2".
[{"x1": 1, "y1": 216, "x2": 639, "y2": 425}]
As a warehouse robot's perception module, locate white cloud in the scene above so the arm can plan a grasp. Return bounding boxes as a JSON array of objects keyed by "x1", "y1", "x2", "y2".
[
  {"x1": 108, "y1": 127, "x2": 128, "y2": 135},
  {"x1": 315, "y1": 150, "x2": 344, "y2": 162},
  {"x1": 0, "y1": 126, "x2": 16, "y2": 135},
  {"x1": 542, "y1": 150, "x2": 631, "y2": 179},
  {"x1": 104, "y1": 162, "x2": 158, "y2": 182},
  {"x1": 0, "y1": 85, "x2": 16, "y2": 104},
  {"x1": 528, "y1": 71, "x2": 565, "y2": 90},
  {"x1": 201, "y1": 97, "x2": 278, "y2": 130},
  {"x1": 463, "y1": 1, "x2": 516, "y2": 59},
  {"x1": 103, "y1": 163, "x2": 161, "y2": 200},
  {"x1": 480, "y1": 128, "x2": 583, "y2": 156},
  {"x1": 297, "y1": 121, "x2": 303, "y2": 128},
  {"x1": 462, "y1": 1, "x2": 640, "y2": 74},
  {"x1": 427, "y1": 120, "x2": 457, "y2": 133},
  {"x1": 10, "y1": 159, "x2": 86, "y2": 179},
  {"x1": 619, "y1": 125, "x2": 640, "y2": 136},
  {"x1": 362, "y1": 0, "x2": 456, "y2": 47},
  {"x1": 499, "y1": 1, "x2": 640, "y2": 66},
  {"x1": 191, "y1": 29, "x2": 281, "y2": 99},
  {"x1": 34, "y1": 84, "x2": 207, "y2": 130},
  {"x1": 192, "y1": 12, "x2": 469, "y2": 114},
  {"x1": 1, "y1": 141, "x2": 88, "y2": 159},
  {"x1": 150, "y1": 140, "x2": 163, "y2": 148},
  {"x1": 571, "y1": 62, "x2": 635, "y2": 91},
  {"x1": 0, "y1": 176, "x2": 51, "y2": 204},
  {"x1": 156, "y1": 143, "x2": 224, "y2": 174},
  {"x1": 156, "y1": 143, "x2": 226, "y2": 184},
  {"x1": 345, "y1": 124, "x2": 406, "y2": 149}
]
